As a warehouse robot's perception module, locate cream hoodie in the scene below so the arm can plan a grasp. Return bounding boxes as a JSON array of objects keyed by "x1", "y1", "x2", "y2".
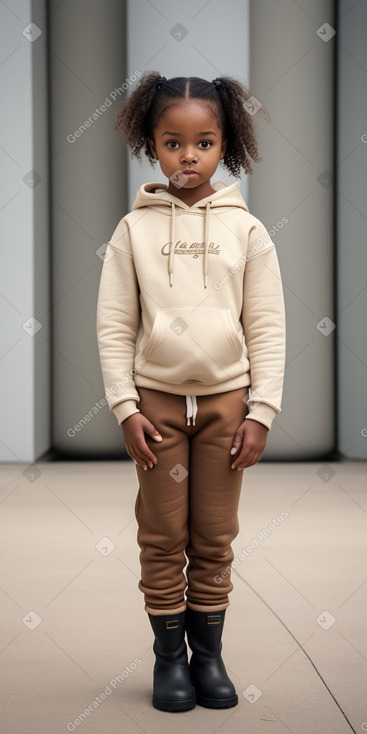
[{"x1": 96, "y1": 180, "x2": 286, "y2": 431}]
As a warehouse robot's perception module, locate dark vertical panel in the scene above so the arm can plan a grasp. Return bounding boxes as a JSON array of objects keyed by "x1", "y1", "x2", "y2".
[
  {"x1": 337, "y1": 0, "x2": 367, "y2": 460},
  {"x1": 49, "y1": 0, "x2": 128, "y2": 456}
]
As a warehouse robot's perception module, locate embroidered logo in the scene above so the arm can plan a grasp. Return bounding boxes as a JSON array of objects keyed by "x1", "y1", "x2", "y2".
[{"x1": 161, "y1": 240, "x2": 221, "y2": 259}]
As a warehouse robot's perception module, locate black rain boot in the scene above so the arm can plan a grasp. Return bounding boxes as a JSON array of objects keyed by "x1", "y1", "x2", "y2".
[
  {"x1": 148, "y1": 611, "x2": 196, "y2": 712},
  {"x1": 185, "y1": 608, "x2": 238, "y2": 709}
]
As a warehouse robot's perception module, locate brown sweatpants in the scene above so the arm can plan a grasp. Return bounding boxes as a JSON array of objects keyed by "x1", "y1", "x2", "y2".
[{"x1": 134, "y1": 386, "x2": 249, "y2": 616}]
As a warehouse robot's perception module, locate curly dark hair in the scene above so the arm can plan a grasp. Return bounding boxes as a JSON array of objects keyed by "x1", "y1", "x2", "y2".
[{"x1": 115, "y1": 71, "x2": 271, "y2": 178}]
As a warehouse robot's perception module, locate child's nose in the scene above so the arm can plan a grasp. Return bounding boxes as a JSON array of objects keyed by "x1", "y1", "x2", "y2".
[{"x1": 181, "y1": 148, "x2": 197, "y2": 162}]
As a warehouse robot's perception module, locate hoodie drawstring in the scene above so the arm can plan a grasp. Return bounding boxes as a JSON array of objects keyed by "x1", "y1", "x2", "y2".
[
  {"x1": 185, "y1": 395, "x2": 198, "y2": 425},
  {"x1": 203, "y1": 202, "x2": 210, "y2": 289},
  {"x1": 168, "y1": 202, "x2": 176, "y2": 287},
  {"x1": 168, "y1": 200, "x2": 211, "y2": 289}
]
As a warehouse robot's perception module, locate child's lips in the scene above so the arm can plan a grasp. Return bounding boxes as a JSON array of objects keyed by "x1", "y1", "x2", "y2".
[{"x1": 183, "y1": 170, "x2": 199, "y2": 177}]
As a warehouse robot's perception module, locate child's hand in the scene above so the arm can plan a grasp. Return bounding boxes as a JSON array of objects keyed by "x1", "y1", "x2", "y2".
[
  {"x1": 121, "y1": 413, "x2": 162, "y2": 471},
  {"x1": 230, "y1": 419, "x2": 269, "y2": 470}
]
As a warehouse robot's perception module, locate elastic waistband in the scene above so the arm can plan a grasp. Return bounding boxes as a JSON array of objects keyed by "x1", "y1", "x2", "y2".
[{"x1": 185, "y1": 395, "x2": 198, "y2": 425}]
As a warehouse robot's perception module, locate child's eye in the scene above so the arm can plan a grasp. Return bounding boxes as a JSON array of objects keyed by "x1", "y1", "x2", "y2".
[{"x1": 165, "y1": 140, "x2": 213, "y2": 150}]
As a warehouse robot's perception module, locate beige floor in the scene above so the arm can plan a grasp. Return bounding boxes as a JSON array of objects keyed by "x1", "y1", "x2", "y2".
[{"x1": 0, "y1": 459, "x2": 366, "y2": 734}]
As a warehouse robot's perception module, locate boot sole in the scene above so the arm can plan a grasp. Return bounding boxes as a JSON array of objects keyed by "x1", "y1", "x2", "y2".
[
  {"x1": 153, "y1": 694, "x2": 196, "y2": 712},
  {"x1": 196, "y1": 692, "x2": 238, "y2": 709}
]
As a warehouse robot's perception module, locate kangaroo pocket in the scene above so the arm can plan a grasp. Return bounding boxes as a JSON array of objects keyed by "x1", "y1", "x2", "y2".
[{"x1": 137, "y1": 306, "x2": 245, "y2": 385}]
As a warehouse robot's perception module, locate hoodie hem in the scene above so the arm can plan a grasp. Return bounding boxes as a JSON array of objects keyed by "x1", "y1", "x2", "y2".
[
  {"x1": 134, "y1": 373, "x2": 251, "y2": 397},
  {"x1": 134, "y1": 375, "x2": 278, "y2": 430}
]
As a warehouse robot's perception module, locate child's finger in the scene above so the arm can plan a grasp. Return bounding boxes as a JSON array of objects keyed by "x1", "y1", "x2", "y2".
[
  {"x1": 127, "y1": 448, "x2": 146, "y2": 469},
  {"x1": 126, "y1": 442, "x2": 150, "y2": 470},
  {"x1": 231, "y1": 443, "x2": 250, "y2": 469},
  {"x1": 234, "y1": 447, "x2": 259, "y2": 470},
  {"x1": 230, "y1": 430, "x2": 243, "y2": 455},
  {"x1": 135, "y1": 441, "x2": 158, "y2": 468},
  {"x1": 142, "y1": 417, "x2": 163, "y2": 442}
]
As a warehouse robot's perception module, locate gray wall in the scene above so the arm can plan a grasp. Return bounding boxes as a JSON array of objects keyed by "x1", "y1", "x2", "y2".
[
  {"x1": 0, "y1": 0, "x2": 50, "y2": 463},
  {"x1": 1, "y1": 0, "x2": 366, "y2": 462},
  {"x1": 250, "y1": 0, "x2": 336, "y2": 459}
]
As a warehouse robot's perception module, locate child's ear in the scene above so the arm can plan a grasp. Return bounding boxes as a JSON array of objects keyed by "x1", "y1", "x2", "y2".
[{"x1": 147, "y1": 137, "x2": 157, "y2": 159}]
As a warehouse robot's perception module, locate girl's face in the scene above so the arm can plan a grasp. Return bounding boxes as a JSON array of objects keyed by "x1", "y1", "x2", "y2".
[{"x1": 148, "y1": 98, "x2": 227, "y2": 202}]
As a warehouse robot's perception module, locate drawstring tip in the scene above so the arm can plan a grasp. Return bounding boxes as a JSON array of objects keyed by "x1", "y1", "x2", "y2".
[
  {"x1": 185, "y1": 395, "x2": 197, "y2": 426},
  {"x1": 169, "y1": 273, "x2": 173, "y2": 287},
  {"x1": 204, "y1": 275, "x2": 208, "y2": 288}
]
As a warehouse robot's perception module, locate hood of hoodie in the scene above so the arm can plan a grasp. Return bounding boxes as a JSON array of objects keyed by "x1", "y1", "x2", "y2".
[{"x1": 131, "y1": 180, "x2": 249, "y2": 289}]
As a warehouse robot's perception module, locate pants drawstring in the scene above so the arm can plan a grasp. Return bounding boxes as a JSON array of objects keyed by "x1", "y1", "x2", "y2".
[{"x1": 185, "y1": 395, "x2": 198, "y2": 425}]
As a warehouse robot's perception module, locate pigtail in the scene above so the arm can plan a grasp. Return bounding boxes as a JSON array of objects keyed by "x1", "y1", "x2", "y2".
[
  {"x1": 213, "y1": 76, "x2": 271, "y2": 177},
  {"x1": 114, "y1": 70, "x2": 162, "y2": 164}
]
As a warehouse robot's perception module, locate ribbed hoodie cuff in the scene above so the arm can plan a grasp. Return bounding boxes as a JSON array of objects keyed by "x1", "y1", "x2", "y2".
[
  {"x1": 112, "y1": 400, "x2": 140, "y2": 425},
  {"x1": 245, "y1": 403, "x2": 279, "y2": 432}
]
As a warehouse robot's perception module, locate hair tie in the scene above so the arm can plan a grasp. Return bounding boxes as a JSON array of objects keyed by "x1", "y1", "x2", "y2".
[
  {"x1": 156, "y1": 76, "x2": 167, "y2": 88},
  {"x1": 212, "y1": 78, "x2": 223, "y2": 88}
]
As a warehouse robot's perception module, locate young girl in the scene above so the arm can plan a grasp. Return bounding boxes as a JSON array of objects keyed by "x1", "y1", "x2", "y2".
[{"x1": 96, "y1": 71, "x2": 286, "y2": 713}]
